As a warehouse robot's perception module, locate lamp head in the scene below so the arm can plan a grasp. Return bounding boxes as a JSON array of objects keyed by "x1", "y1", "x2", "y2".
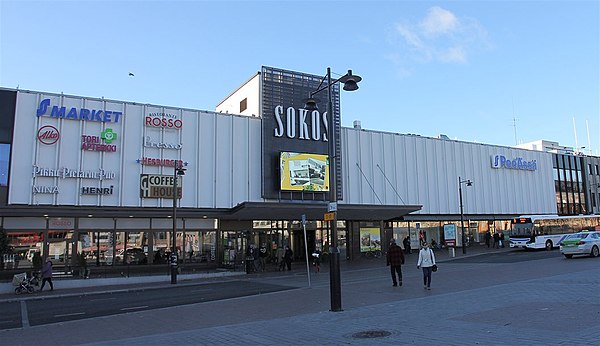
[
  {"x1": 466, "y1": 180, "x2": 472, "y2": 186},
  {"x1": 303, "y1": 96, "x2": 319, "y2": 111},
  {"x1": 339, "y1": 70, "x2": 362, "y2": 91},
  {"x1": 177, "y1": 168, "x2": 186, "y2": 176}
]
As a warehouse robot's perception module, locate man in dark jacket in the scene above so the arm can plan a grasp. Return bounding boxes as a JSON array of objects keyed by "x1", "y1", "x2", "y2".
[{"x1": 386, "y1": 239, "x2": 405, "y2": 287}]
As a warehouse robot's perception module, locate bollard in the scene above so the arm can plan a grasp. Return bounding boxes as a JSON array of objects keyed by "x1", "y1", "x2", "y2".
[{"x1": 449, "y1": 247, "x2": 455, "y2": 258}]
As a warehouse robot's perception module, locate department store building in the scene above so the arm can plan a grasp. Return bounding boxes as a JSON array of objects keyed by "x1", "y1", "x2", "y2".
[{"x1": 0, "y1": 66, "x2": 597, "y2": 273}]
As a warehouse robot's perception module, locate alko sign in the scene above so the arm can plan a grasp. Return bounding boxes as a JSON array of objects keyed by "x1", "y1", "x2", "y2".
[{"x1": 37, "y1": 125, "x2": 60, "y2": 145}]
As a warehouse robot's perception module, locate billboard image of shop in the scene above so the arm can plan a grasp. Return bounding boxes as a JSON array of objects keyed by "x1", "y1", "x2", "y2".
[
  {"x1": 280, "y1": 152, "x2": 329, "y2": 191},
  {"x1": 360, "y1": 227, "x2": 381, "y2": 253}
]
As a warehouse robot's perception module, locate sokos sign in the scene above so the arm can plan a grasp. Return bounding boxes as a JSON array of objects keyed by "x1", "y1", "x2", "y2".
[
  {"x1": 491, "y1": 155, "x2": 537, "y2": 171},
  {"x1": 273, "y1": 105, "x2": 329, "y2": 142}
]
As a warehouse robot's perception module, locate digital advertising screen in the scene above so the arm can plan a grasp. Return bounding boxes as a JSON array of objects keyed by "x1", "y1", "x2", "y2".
[{"x1": 280, "y1": 152, "x2": 329, "y2": 192}]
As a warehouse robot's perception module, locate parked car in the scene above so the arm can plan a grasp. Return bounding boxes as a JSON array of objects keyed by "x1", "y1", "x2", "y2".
[
  {"x1": 26, "y1": 248, "x2": 41, "y2": 262},
  {"x1": 560, "y1": 231, "x2": 600, "y2": 258},
  {"x1": 123, "y1": 248, "x2": 148, "y2": 264}
]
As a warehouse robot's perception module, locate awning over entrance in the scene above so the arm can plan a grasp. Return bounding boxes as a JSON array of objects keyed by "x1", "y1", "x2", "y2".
[
  {"x1": 222, "y1": 201, "x2": 422, "y2": 221},
  {"x1": 0, "y1": 202, "x2": 422, "y2": 222}
]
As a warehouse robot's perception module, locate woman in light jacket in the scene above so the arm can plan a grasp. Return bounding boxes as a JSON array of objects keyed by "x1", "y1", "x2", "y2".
[{"x1": 417, "y1": 242, "x2": 436, "y2": 290}]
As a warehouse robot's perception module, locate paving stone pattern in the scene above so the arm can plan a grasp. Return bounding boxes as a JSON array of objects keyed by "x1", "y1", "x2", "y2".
[{"x1": 83, "y1": 268, "x2": 600, "y2": 346}]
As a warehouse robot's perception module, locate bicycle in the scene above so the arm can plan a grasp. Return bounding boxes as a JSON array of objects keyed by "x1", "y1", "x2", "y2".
[{"x1": 364, "y1": 247, "x2": 382, "y2": 259}]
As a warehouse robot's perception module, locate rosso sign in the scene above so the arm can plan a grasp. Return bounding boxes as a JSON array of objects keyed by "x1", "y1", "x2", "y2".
[{"x1": 37, "y1": 125, "x2": 60, "y2": 145}]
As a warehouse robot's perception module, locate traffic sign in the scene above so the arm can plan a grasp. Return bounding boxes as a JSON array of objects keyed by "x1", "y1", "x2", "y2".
[{"x1": 328, "y1": 202, "x2": 337, "y2": 212}]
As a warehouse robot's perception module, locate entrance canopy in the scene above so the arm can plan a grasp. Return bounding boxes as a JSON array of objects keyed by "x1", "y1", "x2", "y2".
[
  {"x1": 222, "y1": 201, "x2": 422, "y2": 221},
  {"x1": 0, "y1": 202, "x2": 422, "y2": 222}
]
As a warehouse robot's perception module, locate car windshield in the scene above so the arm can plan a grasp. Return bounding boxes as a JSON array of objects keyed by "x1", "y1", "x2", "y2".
[{"x1": 565, "y1": 233, "x2": 588, "y2": 240}]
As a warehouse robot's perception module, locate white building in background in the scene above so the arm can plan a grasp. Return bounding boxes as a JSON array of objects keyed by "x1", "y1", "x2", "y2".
[{"x1": 516, "y1": 140, "x2": 575, "y2": 154}]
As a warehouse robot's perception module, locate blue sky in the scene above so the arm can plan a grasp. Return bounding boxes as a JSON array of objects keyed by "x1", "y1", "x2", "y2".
[{"x1": 1, "y1": 1, "x2": 598, "y2": 152}]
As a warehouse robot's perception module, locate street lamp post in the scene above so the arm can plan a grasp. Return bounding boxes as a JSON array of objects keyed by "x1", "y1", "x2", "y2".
[
  {"x1": 305, "y1": 67, "x2": 361, "y2": 312},
  {"x1": 171, "y1": 162, "x2": 186, "y2": 284},
  {"x1": 458, "y1": 176, "x2": 472, "y2": 255}
]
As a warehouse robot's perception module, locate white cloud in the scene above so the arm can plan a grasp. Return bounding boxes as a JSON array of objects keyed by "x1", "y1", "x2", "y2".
[
  {"x1": 420, "y1": 6, "x2": 459, "y2": 37},
  {"x1": 440, "y1": 46, "x2": 466, "y2": 63},
  {"x1": 388, "y1": 6, "x2": 490, "y2": 67},
  {"x1": 396, "y1": 23, "x2": 425, "y2": 50}
]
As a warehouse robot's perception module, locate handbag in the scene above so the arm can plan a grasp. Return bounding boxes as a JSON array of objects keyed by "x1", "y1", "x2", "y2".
[{"x1": 429, "y1": 249, "x2": 437, "y2": 272}]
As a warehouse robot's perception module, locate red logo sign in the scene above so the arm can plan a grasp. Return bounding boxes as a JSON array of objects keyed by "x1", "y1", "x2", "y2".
[{"x1": 37, "y1": 125, "x2": 60, "y2": 145}]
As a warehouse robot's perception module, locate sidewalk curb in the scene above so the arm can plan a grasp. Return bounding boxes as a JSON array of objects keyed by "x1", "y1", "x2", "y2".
[{"x1": 0, "y1": 271, "x2": 245, "y2": 301}]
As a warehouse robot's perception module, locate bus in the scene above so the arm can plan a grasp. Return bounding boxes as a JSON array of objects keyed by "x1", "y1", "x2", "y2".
[{"x1": 509, "y1": 215, "x2": 600, "y2": 250}]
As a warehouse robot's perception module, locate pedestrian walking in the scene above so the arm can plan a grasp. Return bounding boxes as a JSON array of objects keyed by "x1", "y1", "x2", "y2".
[
  {"x1": 386, "y1": 239, "x2": 405, "y2": 287},
  {"x1": 276, "y1": 245, "x2": 285, "y2": 271},
  {"x1": 258, "y1": 243, "x2": 268, "y2": 272},
  {"x1": 32, "y1": 251, "x2": 43, "y2": 273},
  {"x1": 283, "y1": 246, "x2": 293, "y2": 271},
  {"x1": 40, "y1": 257, "x2": 54, "y2": 291},
  {"x1": 417, "y1": 242, "x2": 436, "y2": 290},
  {"x1": 493, "y1": 232, "x2": 500, "y2": 249},
  {"x1": 311, "y1": 247, "x2": 321, "y2": 273},
  {"x1": 485, "y1": 232, "x2": 491, "y2": 248},
  {"x1": 403, "y1": 236, "x2": 412, "y2": 254},
  {"x1": 245, "y1": 244, "x2": 257, "y2": 273},
  {"x1": 500, "y1": 232, "x2": 505, "y2": 248}
]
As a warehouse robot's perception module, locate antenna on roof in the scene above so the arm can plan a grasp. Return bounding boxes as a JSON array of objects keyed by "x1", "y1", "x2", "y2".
[
  {"x1": 512, "y1": 98, "x2": 518, "y2": 145},
  {"x1": 586, "y1": 119, "x2": 592, "y2": 155},
  {"x1": 573, "y1": 116, "x2": 579, "y2": 151}
]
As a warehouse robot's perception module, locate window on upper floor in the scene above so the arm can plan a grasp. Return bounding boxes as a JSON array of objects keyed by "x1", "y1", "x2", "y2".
[
  {"x1": 0, "y1": 143, "x2": 9, "y2": 186},
  {"x1": 240, "y1": 98, "x2": 247, "y2": 113}
]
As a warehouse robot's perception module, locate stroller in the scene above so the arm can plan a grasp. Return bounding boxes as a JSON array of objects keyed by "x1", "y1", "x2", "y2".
[{"x1": 12, "y1": 272, "x2": 40, "y2": 295}]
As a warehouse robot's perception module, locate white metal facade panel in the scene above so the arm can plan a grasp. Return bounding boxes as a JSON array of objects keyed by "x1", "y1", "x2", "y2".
[
  {"x1": 10, "y1": 90, "x2": 262, "y2": 209},
  {"x1": 114, "y1": 218, "x2": 151, "y2": 229},
  {"x1": 185, "y1": 218, "x2": 218, "y2": 229},
  {"x1": 78, "y1": 218, "x2": 114, "y2": 229},
  {"x1": 151, "y1": 219, "x2": 181, "y2": 230},
  {"x1": 342, "y1": 128, "x2": 556, "y2": 215},
  {"x1": 3, "y1": 217, "x2": 46, "y2": 229}
]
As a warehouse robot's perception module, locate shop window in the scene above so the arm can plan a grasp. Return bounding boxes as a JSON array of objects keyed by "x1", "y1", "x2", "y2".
[
  {"x1": 0, "y1": 144, "x2": 10, "y2": 186},
  {"x1": 152, "y1": 231, "x2": 170, "y2": 264},
  {"x1": 5, "y1": 232, "x2": 44, "y2": 270},
  {"x1": 78, "y1": 231, "x2": 113, "y2": 266}
]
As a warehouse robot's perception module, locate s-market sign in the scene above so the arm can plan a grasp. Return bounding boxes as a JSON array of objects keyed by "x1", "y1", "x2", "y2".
[{"x1": 36, "y1": 99, "x2": 122, "y2": 123}]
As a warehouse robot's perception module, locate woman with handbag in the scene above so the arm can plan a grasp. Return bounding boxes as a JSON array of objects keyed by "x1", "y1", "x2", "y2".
[{"x1": 417, "y1": 242, "x2": 436, "y2": 290}]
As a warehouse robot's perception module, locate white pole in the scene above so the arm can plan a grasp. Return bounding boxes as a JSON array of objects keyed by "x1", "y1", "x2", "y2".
[
  {"x1": 573, "y1": 116, "x2": 579, "y2": 151},
  {"x1": 302, "y1": 214, "x2": 311, "y2": 288},
  {"x1": 586, "y1": 119, "x2": 592, "y2": 155}
]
